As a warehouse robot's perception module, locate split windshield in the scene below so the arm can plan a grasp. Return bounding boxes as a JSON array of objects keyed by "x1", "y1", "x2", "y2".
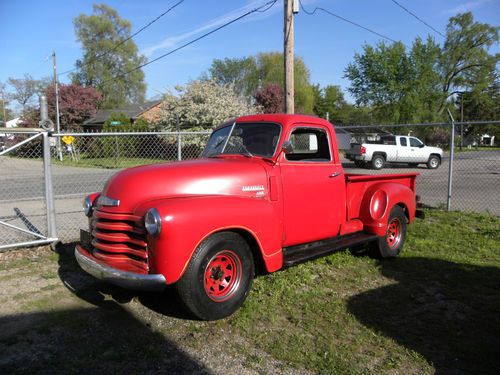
[{"x1": 203, "y1": 122, "x2": 281, "y2": 158}]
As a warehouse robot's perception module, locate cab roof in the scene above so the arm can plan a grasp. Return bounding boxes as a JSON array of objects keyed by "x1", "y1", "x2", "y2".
[{"x1": 215, "y1": 113, "x2": 332, "y2": 132}]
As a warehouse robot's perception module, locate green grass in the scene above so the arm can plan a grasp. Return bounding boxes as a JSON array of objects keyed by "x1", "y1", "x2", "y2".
[
  {"x1": 0, "y1": 250, "x2": 58, "y2": 272},
  {"x1": 1, "y1": 210, "x2": 498, "y2": 374},
  {"x1": 226, "y1": 209, "x2": 500, "y2": 374}
]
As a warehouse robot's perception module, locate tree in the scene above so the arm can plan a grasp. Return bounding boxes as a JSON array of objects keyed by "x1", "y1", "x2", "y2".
[
  {"x1": 207, "y1": 57, "x2": 257, "y2": 97},
  {"x1": 312, "y1": 84, "x2": 348, "y2": 121},
  {"x1": 205, "y1": 52, "x2": 315, "y2": 113},
  {"x1": 253, "y1": 83, "x2": 284, "y2": 113},
  {"x1": 158, "y1": 80, "x2": 257, "y2": 131},
  {"x1": 45, "y1": 83, "x2": 102, "y2": 130},
  {"x1": 455, "y1": 70, "x2": 499, "y2": 142},
  {"x1": 459, "y1": 72, "x2": 500, "y2": 121},
  {"x1": 0, "y1": 82, "x2": 12, "y2": 122},
  {"x1": 7, "y1": 74, "x2": 48, "y2": 110},
  {"x1": 438, "y1": 12, "x2": 499, "y2": 113},
  {"x1": 344, "y1": 38, "x2": 444, "y2": 124},
  {"x1": 344, "y1": 12, "x2": 499, "y2": 123},
  {"x1": 71, "y1": 4, "x2": 147, "y2": 108}
]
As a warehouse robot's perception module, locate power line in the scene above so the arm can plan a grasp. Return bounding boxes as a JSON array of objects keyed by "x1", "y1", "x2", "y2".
[
  {"x1": 100, "y1": 0, "x2": 278, "y2": 87},
  {"x1": 299, "y1": 1, "x2": 398, "y2": 44},
  {"x1": 58, "y1": 0, "x2": 186, "y2": 77},
  {"x1": 390, "y1": 0, "x2": 445, "y2": 38}
]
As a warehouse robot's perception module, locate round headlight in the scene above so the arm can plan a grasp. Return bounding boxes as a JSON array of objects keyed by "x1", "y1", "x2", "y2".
[
  {"x1": 145, "y1": 208, "x2": 162, "y2": 237},
  {"x1": 83, "y1": 196, "x2": 93, "y2": 217}
]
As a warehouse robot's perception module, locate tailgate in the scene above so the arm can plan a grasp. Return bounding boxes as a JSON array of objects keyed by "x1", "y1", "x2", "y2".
[
  {"x1": 345, "y1": 143, "x2": 362, "y2": 156},
  {"x1": 345, "y1": 173, "x2": 418, "y2": 220}
]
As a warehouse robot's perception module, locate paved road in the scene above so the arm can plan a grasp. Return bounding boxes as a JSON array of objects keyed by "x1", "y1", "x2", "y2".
[
  {"x1": 343, "y1": 150, "x2": 500, "y2": 214},
  {"x1": 1, "y1": 150, "x2": 499, "y2": 245}
]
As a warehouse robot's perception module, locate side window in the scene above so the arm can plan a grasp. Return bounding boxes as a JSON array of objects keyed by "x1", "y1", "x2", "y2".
[
  {"x1": 410, "y1": 137, "x2": 423, "y2": 147},
  {"x1": 399, "y1": 137, "x2": 407, "y2": 147},
  {"x1": 286, "y1": 127, "x2": 331, "y2": 162},
  {"x1": 381, "y1": 136, "x2": 396, "y2": 145}
]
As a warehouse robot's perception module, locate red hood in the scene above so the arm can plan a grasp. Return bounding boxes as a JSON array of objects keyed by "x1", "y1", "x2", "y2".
[{"x1": 99, "y1": 157, "x2": 269, "y2": 213}]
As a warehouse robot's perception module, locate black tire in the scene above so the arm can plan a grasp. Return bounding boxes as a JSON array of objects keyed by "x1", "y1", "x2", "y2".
[
  {"x1": 371, "y1": 155, "x2": 385, "y2": 170},
  {"x1": 369, "y1": 205, "x2": 407, "y2": 258},
  {"x1": 427, "y1": 155, "x2": 440, "y2": 169},
  {"x1": 176, "y1": 232, "x2": 254, "y2": 320}
]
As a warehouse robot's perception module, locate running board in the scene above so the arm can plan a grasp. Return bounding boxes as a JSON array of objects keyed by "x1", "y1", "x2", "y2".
[{"x1": 282, "y1": 232, "x2": 379, "y2": 267}]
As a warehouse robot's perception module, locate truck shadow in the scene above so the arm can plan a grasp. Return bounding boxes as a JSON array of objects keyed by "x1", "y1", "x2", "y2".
[
  {"x1": 0, "y1": 306, "x2": 209, "y2": 374},
  {"x1": 347, "y1": 257, "x2": 500, "y2": 374},
  {"x1": 56, "y1": 243, "x2": 191, "y2": 320}
]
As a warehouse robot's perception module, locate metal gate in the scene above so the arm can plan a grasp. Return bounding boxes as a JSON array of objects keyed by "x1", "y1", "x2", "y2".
[{"x1": 0, "y1": 128, "x2": 57, "y2": 250}]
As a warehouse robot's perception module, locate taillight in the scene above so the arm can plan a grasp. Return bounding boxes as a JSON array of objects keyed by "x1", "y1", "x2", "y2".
[{"x1": 360, "y1": 146, "x2": 366, "y2": 154}]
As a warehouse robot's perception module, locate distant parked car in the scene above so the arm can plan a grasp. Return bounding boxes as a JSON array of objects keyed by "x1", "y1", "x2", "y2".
[{"x1": 345, "y1": 135, "x2": 443, "y2": 170}]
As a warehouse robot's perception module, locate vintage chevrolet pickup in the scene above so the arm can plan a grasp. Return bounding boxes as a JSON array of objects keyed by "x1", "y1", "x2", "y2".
[{"x1": 76, "y1": 114, "x2": 423, "y2": 320}]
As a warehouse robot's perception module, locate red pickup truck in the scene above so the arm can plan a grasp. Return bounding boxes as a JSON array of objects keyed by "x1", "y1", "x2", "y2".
[{"x1": 76, "y1": 114, "x2": 422, "y2": 320}]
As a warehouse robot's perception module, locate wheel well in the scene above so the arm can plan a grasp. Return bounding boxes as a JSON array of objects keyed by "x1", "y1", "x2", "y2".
[
  {"x1": 396, "y1": 203, "x2": 410, "y2": 222},
  {"x1": 430, "y1": 153, "x2": 441, "y2": 160},
  {"x1": 215, "y1": 229, "x2": 267, "y2": 276},
  {"x1": 373, "y1": 152, "x2": 386, "y2": 160}
]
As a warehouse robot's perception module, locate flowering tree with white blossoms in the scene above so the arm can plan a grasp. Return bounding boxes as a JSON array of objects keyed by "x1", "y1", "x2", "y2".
[{"x1": 157, "y1": 80, "x2": 258, "y2": 132}]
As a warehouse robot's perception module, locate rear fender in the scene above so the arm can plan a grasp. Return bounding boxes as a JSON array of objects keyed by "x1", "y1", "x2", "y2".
[
  {"x1": 359, "y1": 182, "x2": 416, "y2": 236},
  {"x1": 139, "y1": 196, "x2": 283, "y2": 284}
]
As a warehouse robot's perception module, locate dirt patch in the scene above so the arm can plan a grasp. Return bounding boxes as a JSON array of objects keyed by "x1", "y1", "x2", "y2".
[{"x1": 0, "y1": 245, "x2": 312, "y2": 374}]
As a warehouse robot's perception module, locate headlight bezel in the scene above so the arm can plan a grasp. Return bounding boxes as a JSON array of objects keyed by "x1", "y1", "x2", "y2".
[
  {"x1": 145, "y1": 208, "x2": 162, "y2": 237},
  {"x1": 83, "y1": 196, "x2": 93, "y2": 217}
]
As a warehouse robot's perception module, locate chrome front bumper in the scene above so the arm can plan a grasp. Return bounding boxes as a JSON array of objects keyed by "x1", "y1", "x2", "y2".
[{"x1": 75, "y1": 245, "x2": 166, "y2": 292}]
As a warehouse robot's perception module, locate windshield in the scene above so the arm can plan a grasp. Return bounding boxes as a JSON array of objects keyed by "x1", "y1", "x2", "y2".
[{"x1": 203, "y1": 122, "x2": 281, "y2": 158}]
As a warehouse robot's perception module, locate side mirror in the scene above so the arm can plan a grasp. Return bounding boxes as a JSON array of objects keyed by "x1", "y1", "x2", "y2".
[
  {"x1": 420, "y1": 144, "x2": 425, "y2": 148},
  {"x1": 282, "y1": 140, "x2": 294, "y2": 154}
]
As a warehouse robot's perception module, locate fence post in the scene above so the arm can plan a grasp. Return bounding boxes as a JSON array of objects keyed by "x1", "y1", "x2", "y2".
[
  {"x1": 446, "y1": 109, "x2": 455, "y2": 211},
  {"x1": 176, "y1": 114, "x2": 182, "y2": 161},
  {"x1": 114, "y1": 135, "x2": 119, "y2": 167},
  {"x1": 40, "y1": 96, "x2": 58, "y2": 244},
  {"x1": 43, "y1": 132, "x2": 58, "y2": 243}
]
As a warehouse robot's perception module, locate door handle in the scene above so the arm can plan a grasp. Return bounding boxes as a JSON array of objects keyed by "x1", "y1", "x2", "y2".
[{"x1": 329, "y1": 172, "x2": 341, "y2": 178}]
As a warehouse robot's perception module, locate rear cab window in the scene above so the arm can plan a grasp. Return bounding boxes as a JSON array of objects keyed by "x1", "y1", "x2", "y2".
[{"x1": 285, "y1": 126, "x2": 332, "y2": 162}]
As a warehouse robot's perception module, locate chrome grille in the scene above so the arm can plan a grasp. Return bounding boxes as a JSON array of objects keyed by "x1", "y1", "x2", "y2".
[{"x1": 89, "y1": 210, "x2": 148, "y2": 274}]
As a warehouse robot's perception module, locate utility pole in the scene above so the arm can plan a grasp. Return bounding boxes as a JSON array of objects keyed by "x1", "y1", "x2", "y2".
[
  {"x1": 0, "y1": 83, "x2": 6, "y2": 123},
  {"x1": 52, "y1": 50, "x2": 62, "y2": 161},
  {"x1": 284, "y1": 0, "x2": 297, "y2": 114},
  {"x1": 1, "y1": 94, "x2": 6, "y2": 124}
]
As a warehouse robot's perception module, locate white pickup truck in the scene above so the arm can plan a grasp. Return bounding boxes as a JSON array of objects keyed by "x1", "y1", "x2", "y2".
[{"x1": 345, "y1": 135, "x2": 443, "y2": 170}]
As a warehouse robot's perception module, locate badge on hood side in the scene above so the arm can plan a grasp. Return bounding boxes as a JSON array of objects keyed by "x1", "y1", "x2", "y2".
[{"x1": 242, "y1": 185, "x2": 265, "y2": 192}]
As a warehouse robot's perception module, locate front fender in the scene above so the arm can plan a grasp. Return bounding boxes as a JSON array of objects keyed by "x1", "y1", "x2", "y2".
[
  {"x1": 138, "y1": 196, "x2": 283, "y2": 284},
  {"x1": 359, "y1": 182, "x2": 416, "y2": 236}
]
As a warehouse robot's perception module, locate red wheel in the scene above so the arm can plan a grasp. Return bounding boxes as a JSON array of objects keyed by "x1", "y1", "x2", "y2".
[
  {"x1": 176, "y1": 232, "x2": 254, "y2": 320},
  {"x1": 370, "y1": 205, "x2": 407, "y2": 258},
  {"x1": 204, "y1": 250, "x2": 242, "y2": 302},
  {"x1": 386, "y1": 217, "x2": 402, "y2": 250}
]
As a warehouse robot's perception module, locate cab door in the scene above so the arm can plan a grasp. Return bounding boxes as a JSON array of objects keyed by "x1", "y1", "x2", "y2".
[
  {"x1": 397, "y1": 136, "x2": 411, "y2": 162},
  {"x1": 279, "y1": 125, "x2": 345, "y2": 246},
  {"x1": 409, "y1": 137, "x2": 427, "y2": 162}
]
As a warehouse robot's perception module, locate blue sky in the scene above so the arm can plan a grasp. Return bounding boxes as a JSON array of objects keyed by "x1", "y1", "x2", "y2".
[{"x1": 0, "y1": 0, "x2": 499, "y2": 107}]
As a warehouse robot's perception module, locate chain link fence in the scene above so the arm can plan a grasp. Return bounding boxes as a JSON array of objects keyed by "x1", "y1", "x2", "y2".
[
  {"x1": 0, "y1": 130, "x2": 55, "y2": 250},
  {"x1": 1, "y1": 122, "x2": 498, "y2": 249},
  {"x1": 340, "y1": 122, "x2": 499, "y2": 213},
  {"x1": 50, "y1": 131, "x2": 211, "y2": 242}
]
